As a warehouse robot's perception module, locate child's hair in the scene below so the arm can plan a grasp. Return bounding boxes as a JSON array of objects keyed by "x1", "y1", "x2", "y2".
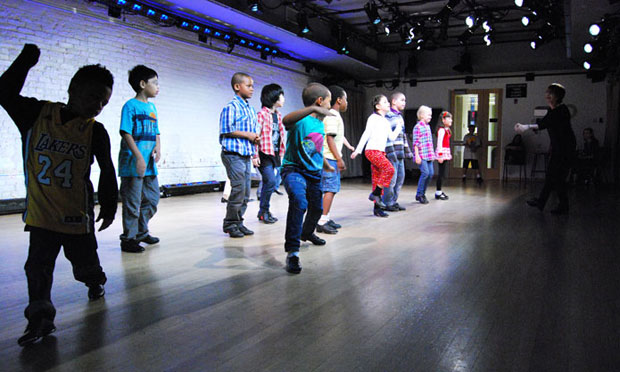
[
  {"x1": 328, "y1": 85, "x2": 346, "y2": 106},
  {"x1": 437, "y1": 111, "x2": 452, "y2": 132},
  {"x1": 302, "y1": 82, "x2": 330, "y2": 107},
  {"x1": 547, "y1": 83, "x2": 566, "y2": 103},
  {"x1": 128, "y1": 65, "x2": 158, "y2": 93},
  {"x1": 416, "y1": 105, "x2": 431, "y2": 120},
  {"x1": 389, "y1": 91, "x2": 404, "y2": 105},
  {"x1": 260, "y1": 83, "x2": 284, "y2": 108},
  {"x1": 68, "y1": 64, "x2": 114, "y2": 94},
  {"x1": 231, "y1": 72, "x2": 251, "y2": 91},
  {"x1": 371, "y1": 95, "x2": 386, "y2": 112}
]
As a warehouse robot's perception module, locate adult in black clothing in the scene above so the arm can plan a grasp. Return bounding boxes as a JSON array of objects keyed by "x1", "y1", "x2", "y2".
[
  {"x1": 515, "y1": 83, "x2": 576, "y2": 214},
  {"x1": 0, "y1": 44, "x2": 118, "y2": 346}
]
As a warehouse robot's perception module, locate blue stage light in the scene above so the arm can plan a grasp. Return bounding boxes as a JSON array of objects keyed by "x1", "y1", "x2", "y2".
[
  {"x1": 193, "y1": 25, "x2": 200, "y2": 31},
  {"x1": 133, "y1": 4, "x2": 142, "y2": 11},
  {"x1": 224, "y1": 34, "x2": 231, "y2": 40},
  {"x1": 264, "y1": 47, "x2": 270, "y2": 51},
  {"x1": 240, "y1": 39, "x2": 246, "y2": 44},
  {"x1": 272, "y1": 49, "x2": 277, "y2": 54},
  {"x1": 117, "y1": 0, "x2": 127, "y2": 5},
  {"x1": 214, "y1": 31, "x2": 221, "y2": 36},
  {"x1": 256, "y1": 44, "x2": 262, "y2": 49},
  {"x1": 147, "y1": 9, "x2": 156, "y2": 16},
  {"x1": 248, "y1": 41, "x2": 254, "y2": 47},
  {"x1": 160, "y1": 14, "x2": 168, "y2": 21},
  {"x1": 204, "y1": 28, "x2": 211, "y2": 33},
  {"x1": 181, "y1": 21, "x2": 189, "y2": 28}
]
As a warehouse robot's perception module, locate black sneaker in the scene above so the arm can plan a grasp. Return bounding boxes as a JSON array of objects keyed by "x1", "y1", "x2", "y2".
[
  {"x1": 385, "y1": 204, "x2": 399, "y2": 211},
  {"x1": 225, "y1": 226, "x2": 245, "y2": 238},
  {"x1": 17, "y1": 318, "x2": 56, "y2": 347},
  {"x1": 121, "y1": 240, "x2": 144, "y2": 253},
  {"x1": 316, "y1": 223, "x2": 338, "y2": 235},
  {"x1": 87, "y1": 284, "x2": 105, "y2": 300},
  {"x1": 368, "y1": 193, "x2": 386, "y2": 209},
  {"x1": 140, "y1": 235, "x2": 160, "y2": 244},
  {"x1": 258, "y1": 211, "x2": 276, "y2": 224},
  {"x1": 285, "y1": 256, "x2": 302, "y2": 274},
  {"x1": 395, "y1": 203, "x2": 406, "y2": 211},
  {"x1": 267, "y1": 212, "x2": 278, "y2": 222},
  {"x1": 416, "y1": 195, "x2": 429, "y2": 204},
  {"x1": 373, "y1": 208, "x2": 389, "y2": 217},
  {"x1": 327, "y1": 220, "x2": 341, "y2": 229},
  {"x1": 435, "y1": 192, "x2": 449, "y2": 200},
  {"x1": 301, "y1": 233, "x2": 326, "y2": 245},
  {"x1": 238, "y1": 225, "x2": 254, "y2": 236}
]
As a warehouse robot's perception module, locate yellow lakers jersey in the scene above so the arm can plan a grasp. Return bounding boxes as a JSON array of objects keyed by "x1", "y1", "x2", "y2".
[{"x1": 24, "y1": 102, "x2": 94, "y2": 234}]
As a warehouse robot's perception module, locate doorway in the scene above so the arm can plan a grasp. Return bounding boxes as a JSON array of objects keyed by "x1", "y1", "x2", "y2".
[{"x1": 450, "y1": 89, "x2": 502, "y2": 180}]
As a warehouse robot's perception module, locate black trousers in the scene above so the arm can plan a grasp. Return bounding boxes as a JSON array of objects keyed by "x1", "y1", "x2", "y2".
[
  {"x1": 538, "y1": 156, "x2": 571, "y2": 209},
  {"x1": 436, "y1": 161, "x2": 449, "y2": 191},
  {"x1": 24, "y1": 227, "x2": 106, "y2": 322}
]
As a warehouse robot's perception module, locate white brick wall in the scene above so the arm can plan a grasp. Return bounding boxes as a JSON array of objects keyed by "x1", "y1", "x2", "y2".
[{"x1": 0, "y1": 0, "x2": 310, "y2": 199}]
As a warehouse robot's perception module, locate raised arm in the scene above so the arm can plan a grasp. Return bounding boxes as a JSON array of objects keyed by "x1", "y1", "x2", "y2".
[
  {"x1": 282, "y1": 106, "x2": 333, "y2": 130},
  {"x1": 93, "y1": 124, "x2": 119, "y2": 231}
]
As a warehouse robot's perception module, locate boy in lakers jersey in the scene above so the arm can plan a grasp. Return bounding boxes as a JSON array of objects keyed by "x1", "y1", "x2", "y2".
[
  {"x1": 118, "y1": 65, "x2": 161, "y2": 253},
  {"x1": 0, "y1": 44, "x2": 118, "y2": 346}
]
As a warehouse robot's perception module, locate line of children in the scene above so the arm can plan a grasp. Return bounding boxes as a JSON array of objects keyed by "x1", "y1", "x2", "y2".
[
  {"x1": 316, "y1": 85, "x2": 355, "y2": 235},
  {"x1": 0, "y1": 44, "x2": 118, "y2": 346},
  {"x1": 118, "y1": 65, "x2": 161, "y2": 253},
  {"x1": 351, "y1": 95, "x2": 402, "y2": 217}
]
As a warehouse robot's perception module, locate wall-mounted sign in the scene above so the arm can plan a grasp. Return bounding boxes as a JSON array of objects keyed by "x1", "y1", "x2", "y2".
[{"x1": 506, "y1": 84, "x2": 527, "y2": 98}]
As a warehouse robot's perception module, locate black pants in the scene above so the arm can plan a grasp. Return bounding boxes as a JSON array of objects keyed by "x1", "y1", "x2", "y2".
[
  {"x1": 538, "y1": 156, "x2": 571, "y2": 209},
  {"x1": 24, "y1": 227, "x2": 106, "y2": 322},
  {"x1": 436, "y1": 161, "x2": 449, "y2": 191}
]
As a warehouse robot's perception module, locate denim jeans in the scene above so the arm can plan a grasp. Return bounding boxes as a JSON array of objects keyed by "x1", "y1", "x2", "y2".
[
  {"x1": 221, "y1": 151, "x2": 251, "y2": 231},
  {"x1": 282, "y1": 166, "x2": 323, "y2": 253},
  {"x1": 416, "y1": 160, "x2": 434, "y2": 197},
  {"x1": 383, "y1": 158, "x2": 405, "y2": 206},
  {"x1": 120, "y1": 175, "x2": 159, "y2": 241},
  {"x1": 258, "y1": 158, "x2": 278, "y2": 213}
]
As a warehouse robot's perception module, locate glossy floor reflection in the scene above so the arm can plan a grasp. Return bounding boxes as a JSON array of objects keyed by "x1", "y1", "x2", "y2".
[{"x1": 0, "y1": 181, "x2": 618, "y2": 371}]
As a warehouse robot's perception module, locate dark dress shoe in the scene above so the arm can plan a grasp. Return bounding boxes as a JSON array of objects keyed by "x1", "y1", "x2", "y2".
[
  {"x1": 394, "y1": 203, "x2": 406, "y2": 211},
  {"x1": 258, "y1": 212, "x2": 276, "y2": 224},
  {"x1": 18, "y1": 318, "x2": 56, "y2": 347},
  {"x1": 327, "y1": 220, "x2": 341, "y2": 229},
  {"x1": 285, "y1": 256, "x2": 302, "y2": 274},
  {"x1": 368, "y1": 193, "x2": 386, "y2": 209},
  {"x1": 385, "y1": 204, "x2": 399, "y2": 211},
  {"x1": 225, "y1": 227, "x2": 245, "y2": 238},
  {"x1": 416, "y1": 195, "x2": 429, "y2": 204},
  {"x1": 140, "y1": 235, "x2": 160, "y2": 244},
  {"x1": 373, "y1": 208, "x2": 389, "y2": 217},
  {"x1": 301, "y1": 233, "x2": 326, "y2": 245},
  {"x1": 121, "y1": 240, "x2": 144, "y2": 253}
]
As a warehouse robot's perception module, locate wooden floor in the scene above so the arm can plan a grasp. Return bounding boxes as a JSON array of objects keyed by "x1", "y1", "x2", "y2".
[{"x1": 1, "y1": 180, "x2": 619, "y2": 372}]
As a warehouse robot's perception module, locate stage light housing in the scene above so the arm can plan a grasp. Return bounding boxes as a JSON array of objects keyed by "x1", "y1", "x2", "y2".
[{"x1": 589, "y1": 23, "x2": 601, "y2": 36}]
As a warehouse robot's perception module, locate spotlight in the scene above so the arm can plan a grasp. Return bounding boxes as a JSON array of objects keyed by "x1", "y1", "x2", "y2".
[
  {"x1": 583, "y1": 61, "x2": 591, "y2": 70},
  {"x1": 515, "y1": 0, "x2": 523, "y2": 6},
  {"x1": 530, "y1": 40, "x2": 537, "y2": 49},
  {"x1": 521, "y1": 16, "x2": 530, "y2": 26},
  {"x1": 364, "y1": 2, "x2": 381, "y2": 25},
  {"x1": 337, "y1": 33, "x2": 350, "y2": 54},
  {"x1": 589, "y1": 23, "x2": 601, "y2": 36},
  {"x1": 465, "y1": 15, "x2": 476, "y2": 28},
  {"x1": 584, "y1": 43, "x2": 593, "y2": 53},
  {"x1": 297, "y1": 12, "x2": 311, "y2": 35},
  {"x1": 484, "y1": 34, "x2": 493, "y2": 46},
  {"x1": 247, "y1": 0, "x2": 262, "y2": 13},
  {"x1": 482, "y1": 20, "x2": 492, "y2": 33},
  {"x1": 384, "y1": 24, "x2": 390, "y2": 36}
]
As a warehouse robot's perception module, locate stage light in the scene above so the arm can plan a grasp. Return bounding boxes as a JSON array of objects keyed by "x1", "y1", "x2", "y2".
[
  {"x1": 530, "y1": 40, "x2": 537, "y2": 49},
  {"x1": 589, "y1": 23, "x2": 601, "y2": 36},
  {"x1": 364, "y1": 2, "x2": 381, "y2": 25},
  {"x1": 465, "y1": 15, "x2": 475, "y2": 28},
  {"x1": 160, "y1": 14, "x2": 169, "y2": 21},
  {"x1": 203, "y1": 28, "x2": 211, "y2": 34},
  {"x1": 193, "y1": 25, "x2": 201, "y2": 32},
  {"x1": 297, "y1": 12, "x2": 311, "y2": 35},
  {"x1": 117, "y1": 0, "x2": 127, "y2": 5},
  {"x1": 248, "y1": 0, "x2": 262, "y2": 13},
  {"x1": 515, "y1": 0, "x2": 523, "y2": 6},
  {"x1": 583, "y1": 61, "x2": 591, "y2": 70},
  {"x1": 482, "y1": 20, "x2": 492, "y2": 33},
  {"x1": 584, "y1": 43, "x2": 593, "y2": 53},
  {"x1": 147, "y1": 9, "x2": 156, "y2": 17},
  {"x1": 181, "y1": 21, "x2": 189, "y2": 28},
  {"x1": 384, "y1": 25, "x2": 390, "y2": 36},
  {"x1": 132, "y1": 4, "x2": 142, "y2": 11},
  {"x1": 484, "y1": 34, "x2": 492, "y2": 46},
  {"x1": 521, "y1": 16, "x2": 530, "y2": 26}
]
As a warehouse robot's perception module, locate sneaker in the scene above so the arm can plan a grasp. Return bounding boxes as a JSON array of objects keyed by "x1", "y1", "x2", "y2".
[
  {"x1": 87, "y1": 284, "x2": 105, "y2": 300},
  {"x1": 416, "y1": 195, "x2": 429, "y2": 204},
  {"x1": 385, "y1": 204, "x2": 399, "y2": 211},
  {"x1": 267, "y1": 212, "x2": 278, "y2": 222},
  {"x1": 316, "y1": 223, "x2": 338, "y2": 235},
  {"x1": 327, "y1": 220, "x2": 342, "y2": 229},
  {"x1": 258, "y1": 211, "x2": 276, "y2": 224},
  {"x1": 301, "y1": 233, "x2": 326, "y2": 245},
  {"x1": 140, "y1": 235, "x2": 160, "y2": 244},
  {"x1": 373, "y1": 208, "x2": 389, "y2": 217},
  {"x1": 435, "y1": 192, "x2": 449, "y2": 200},
  {"x1": 368, "y1": 193, "x2": 386, "y2": 209},
  {"x1": 285, "y1": 256, "x2": 302, "y2": 274},
  {"x1": 121, "y1": 239, "x2": 144, "y2": 253},
  {"x1": 17, "y1": 318, "x2": 56, "y2": 347},
  {"x1": 395, "y1": 203, "x2": 406, "y2": 211},
  {"x1": 225, "y1": 226, "x2": 245, "y2": 238},
  {"x1": 238, "y1": 225, "x2": 254, "y2": 236}
]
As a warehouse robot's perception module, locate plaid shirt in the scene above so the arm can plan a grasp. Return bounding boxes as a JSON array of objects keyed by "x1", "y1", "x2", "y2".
[
  {"x1": 219, "y1": 95, "x2": 259, "y2": 156},
  {"x1": 413, "y1": 121, "x2": 435, "y2": 161},
  {"x1": 254, "y1": 106, "x2": 286, "y2": 160},
  {"x1": 386, "y1": 109, "x2": 413, "y2": 160}
]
